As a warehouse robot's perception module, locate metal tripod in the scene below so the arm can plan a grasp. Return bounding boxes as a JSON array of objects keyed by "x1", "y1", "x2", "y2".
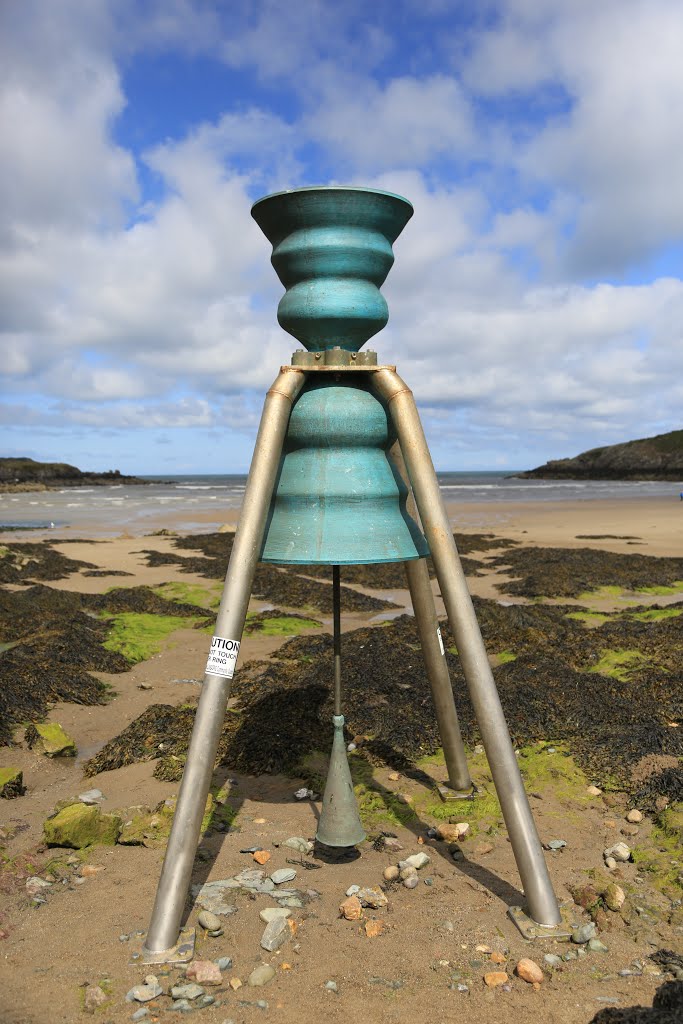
[{"x1": 141, "y1": 361, "x2": 562, "y2": 961}]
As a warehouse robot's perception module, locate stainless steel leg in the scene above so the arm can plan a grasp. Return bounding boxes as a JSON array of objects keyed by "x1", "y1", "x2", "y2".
[
  {"x1": 144, "y1": 367, "x2": 306, "y2": 954},
  {"x1": 404, "y1": 558, "x2": 473, "y2": 793},
  {"x1": 373, "y1": 367, "x2": 561, "y2": 928}
]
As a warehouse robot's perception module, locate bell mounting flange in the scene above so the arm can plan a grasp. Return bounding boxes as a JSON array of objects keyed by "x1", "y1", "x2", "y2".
[
  {"x1": 435, "y1": 782, "x2": 477, "y2": 802},
  {"x1": 507, "y1": 904, "x2": 575, "y2": 941},
  {"x1": 292, "y1": 348, "x2": 378, "y2": 367},
  {"x1": 129, "y1": 927, "x2": 196, "y2": 965}
]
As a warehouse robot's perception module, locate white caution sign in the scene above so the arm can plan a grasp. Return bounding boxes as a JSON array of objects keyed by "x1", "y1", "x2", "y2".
[
  {"x1": 436, "y1": 626, "x2": 445, "y2": 656},
  {"x1": 205, "y1": 636, "x2": 240, "y2": 679}
]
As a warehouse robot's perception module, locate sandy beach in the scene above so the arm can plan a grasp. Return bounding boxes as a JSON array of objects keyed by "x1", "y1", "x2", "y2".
[{"x1": 0, "y1": 497, "x2": 681, "y2": 1024}]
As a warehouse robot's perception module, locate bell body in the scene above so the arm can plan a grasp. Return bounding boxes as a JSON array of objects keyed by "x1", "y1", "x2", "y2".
[{"x1": 260, "y1": 377, "x2": 428, "y2": 565}]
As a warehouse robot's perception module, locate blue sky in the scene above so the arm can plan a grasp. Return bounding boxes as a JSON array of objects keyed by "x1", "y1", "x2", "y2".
[{"x1": 1, "y1": 0, "x2": 682, "y2": 474}]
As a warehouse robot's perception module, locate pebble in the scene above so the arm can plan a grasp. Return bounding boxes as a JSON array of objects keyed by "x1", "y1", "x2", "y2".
[
  {"x1": 229, "y1": 978, "x2": 243, "y2": 991},
  {"x1": 260, "y1": 916, "x2": 291, "y2": 951},
  {"x1": 278, "y1": 896, "x2": 303, "y2": 908},
  {"x1": 588, "y1": 938, "x2": 609, "y2": 953},
  {"x1": 83, "y1": 985, "x2": 109, "y2": 1012},
  {"x1": 388, "y1": 772, "x2": 400, "y2": 781},
  {"x1": 346, "y1": 884, "x2": 360, "y2": 896},
  {"x1": 198, "y1": 910, "x2": 223, "y2": 936},
  {"x1": 80, "y1": 864, "x2": 105, "y2": 877},
  {"x1": 282, "y1": 837, "x2": 313, "y2": 854},
  {"x1": 186, "y1": 960, "x2": 222, "y2": 985},
  {"x1": 131, "y1": 1010, "x2": 150, "y2": 1022},
  {"x1": 260, "y1": 907, "x2": 292, "y2": 923},
  {"x1": 25, "y1": 877, "x2": 51, "y2": 896},
  {"x1": 339, "y1": 895, "x2": 363, "y2": 920},
  {"x1": 403, "y1": 852, "x2": 430, "y2": 870},
  {"x1": 436, "y1": 823, "x2": 469, "y2": 843},
  {"x1": 587, "y1": 786, "x2": 602, "y2": 796},
  {"x1": 604, "y1": 842, "x2": 631, "y2": 862},
  {"x1": 324, "y1": 980, "x2": 338, "y2": 993},
  {"x1": 546, "y1": 839, "x2": 567, "y2": 850},
  {"x1": 544, "y1": 954, "x2": 563, "y2": 968},
  {"x1": 604, "y1": 883, "x2": 625, "y2": 911},
  {"x1": 383, "y1": 837, "x2": 403, "y2": 852},
  {"x1": 253, "y1": 850, "x2": 271, "y2": 865},
  {"x1": 403, "y1": 874, "x2": 419, "y2": 889},
  {"x1": 626, "y1": 809, "x2": 643, "y2": 823},
  {"x1": 484, "y1": 972, "x2": 508, "y2": 988},
  {"x1": 170, "y1": 982, "x2": 205, "y2": 1000},
  {"x1": 474, "y1": 745, "x2": 484, "y2": 754},
  {"x1": 490, "y1": 952, "x2": 506, "y2": 965},
  {"x1": 356, "y1": 886, "x2": 388, "y2": 908},
  {"x1": 365, "y1": 919, "x2": 385, "y2": 937},
  {"x1": 271, "y1": 868, "x2": 297, "y2": 884},
  {"x1": 455, "y1": 983, "x2": 469, "y2": 993},
  {"x1": 605, "y1": 856, "x2": 618, "y2": 870},
  {"x1": 383, "y1": 866, "x2": 400, "y2": 882},
  {"x1": 215, "y1": 957, "x2": 233, "y2": 970},
  {"x1": 572, "y1": 923, "x2": 597, "y2": 944},
  {"x1": 473, "y1": 842, "x2": 494, "y2": 855},
  {"x1": 293, "y1": 788, "x2": 313, "y2": 800},
  {"x1": 516, "y1": 958, "x2": 544, "y2": 984},
  {"x1": 78, "y1": 789, "x2": 103, "y2": 804},
  {"x1": 248, "y1": 964, "x2": 276, "y2": 987},
  {"x1": 126, "y1": 983, "x2": 163, "y2": 1003},
  {"x1": 170, "y1": 999, "x2": 191, "y2": 1011}
]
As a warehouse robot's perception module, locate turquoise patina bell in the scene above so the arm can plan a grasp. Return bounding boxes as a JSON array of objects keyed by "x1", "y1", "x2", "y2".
[{"x1": 252, "y1": 186, "x2": 428, "y2": 565}]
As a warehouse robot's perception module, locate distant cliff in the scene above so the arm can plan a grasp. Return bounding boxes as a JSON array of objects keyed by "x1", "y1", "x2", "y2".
[
  {"x1": 0, "y1": 458, "x2": 148, "y2": 492},
  {"x1": 516, "y1": 430, "x2": 683, "y2": 481}
]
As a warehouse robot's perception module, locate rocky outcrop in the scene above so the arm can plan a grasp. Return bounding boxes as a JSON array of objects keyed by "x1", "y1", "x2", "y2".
[
  {"x1": 516, "y1": 430, "x2": 683, "y2": 481},
  {"x1": 0, "y1": 457, "x2": 147, "y2": 491}
]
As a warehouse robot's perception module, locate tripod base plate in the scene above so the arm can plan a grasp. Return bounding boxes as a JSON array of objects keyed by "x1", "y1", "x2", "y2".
[
  {"x1": 131, "y1": 927, "x2": 196, "y2": 965},
  {"x1": 435, "y1": 783, "x2": 475, "y2": 802},
  {"x1": 507, "y1": 904, "x2": 575, "y2": 941}
]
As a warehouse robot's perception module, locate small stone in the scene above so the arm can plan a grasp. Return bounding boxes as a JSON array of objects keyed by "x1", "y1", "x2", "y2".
[
  {"x1": 25, "y1": 876, "x2": 51, "y2": 896},
  {"x1": 43, "y1": 803, "x2": 121, "y2": 849},
  {"x1": 271, "y1": 868, "x2": 297, "y2": 884},
  {"x1": 260, "y1": 907, "x2": 292, "y2": 923},
  {"x1": 475, "y1": 944, "x2": 491, "y2": 953},
  {"x1": 346, "y1": 884, "x2": 360, "y2": 896},
  {"x1": 544, "y1": 954, "x2": 562, "y2": 968},
  {"x1": 365, "y1": 919, "x2": 385, "y2": 937},
  {"x1": 473, "y1": 842, "x2": 494, "y2": 855},
  {"x1": 229, "y1": 978, "x2": 242, "y2": 991},
  {"x1": 282, "y1": 837, "x2": 313, "y2": 854},
  {"x1": 399, "y1": 865, "x2": 417, "y2": 880},
  {"x1": 196, "y1": 995, "x2": 215, "y2": 1008},
  {"x1": 484, "y1": 972, "x2": 508, "y2": 988},
  {"x1": 347, "y1": 742, "x2": 356, "y2": 751},
  {"x1": 572, "y1": 923, "x2": 597, "y2": 944},
  {"x1": 198, "y1": 910, "x2": 223, "y2": 935},
  {"x1": 324, "y1": 980, "x2": 338, "y2": 992},
  {"x1": 587, "y1": 786, "x2": 602, "y2": 796},
  {"x1": 27, "y1": 722, "x2": 77, "y2": 758},
  {"x1": 604, "y1": 842, "x2": 631, "y2": 862},
  {"x1": 254, "y1": 817, "x2": 267, "y2": 824},
  {"x1": 626, "y1": 809, "x2": 643, "y2": 823},
  {"x1": 455, "y1": 983, "x2": 469, "y2": 993},
  {"x1": 436, "y1": 823, "x2": 469, "y2": 843},
  {"x1": 516, "y1": 958, "x2": 544, "y2": 984},
  {"x1": 131, "y1": 1010, "x2": 150, "y2": 1022},
  {"x1": 403, "y1": 852, "x2": 430, "y2": 870},
  {"x1": 546, "y1": 839, "x2": 567, "y2": 851},
  {"x1": 278, "y1": 896, "x2": 303, "y2": 908},
  {"x1": 293, "y1": 787, "x2": 311, "y2": 800},
  {"x1": 383, "y1": 866, "x2": 400, "y2": 882},
  {"x1": 588, "y1": 938, "x2": 609, "y2": 953},
  {"x1": 170, "y1": 982, "x2": 205, "y2": 1000},
  {"x1": 340, "y1": 895, "x2": 363, "y2": 920},
  {"x1": 356, "y1": 886, "x2": 389, "y2": 908},
  {"x1": 490, "y1": 952, "x2": 506, "y2": 965},
  {"x1": 126, "y1": 983, "x2": 163, "y2": 1003},
  {"x1": 78, "y1": 789, "x2": 103, "y2": 805},
  {"x1": 186, "y1": 960, "x2": 222, "y2": 985},
  {"x1": 474, "y1": 745, "x2": 484, "y2": 754},
  {"x1": 253, "y1": 850, "x2": 271, "y2": 865},
  {"x1": 215, "y1": 957, "x2": 233, "y2": 970},
  {"x1": 621, "y1": 824, "x2": 640, "y2": 837},
  {"x1": 0, "y1": 768, "x2": 24, "y2": 799},
  {"x1": 383, "y1": 837, "x2": 403, "y2": 852},
  {"x1": 604, "y1": 883, "x2": 626, "y2": 911},
  {"x1": 403, "y1": 874, "x2": 419, "y2": 889},
  {"x1": 605, "y1": 857, "x2": 618, "y2": 870},
  {"x1": 388, "y1": 772, "x2": 400, "y2": 781},
  {"x1": 80, "y1": 864, "x2": 105, "y2": 877},
  {"x1": 248, "y1": 964, "x2": 276, "y2": 987},
  {"x1": 260, "y1": 916, "x2": 291, "y2": 951},
  {"x1": 171, "y1": 999, "x2": 191, "y2": 1011},
  {"x1": 84, "y1": 984, "x2": 109, "y2": 1011}
]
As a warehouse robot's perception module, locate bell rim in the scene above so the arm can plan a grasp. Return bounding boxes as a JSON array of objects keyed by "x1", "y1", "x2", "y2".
[{"x1": 251, "y1": 184, "x2": 413, "y2": 214}]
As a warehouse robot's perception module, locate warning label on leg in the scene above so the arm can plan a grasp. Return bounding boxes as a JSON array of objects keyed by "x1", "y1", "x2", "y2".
[
  {"x1": 205, "y1": 636, "x2": 240, "y2": 679},
  {"x1": 436, "y1": 626, "x2": 445, "y2": 656}
]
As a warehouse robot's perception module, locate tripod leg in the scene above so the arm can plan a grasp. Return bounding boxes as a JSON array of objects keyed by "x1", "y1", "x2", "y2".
[
  {"x1": 144, "y1": 367, "x2": 306, "y2": 955},
  {"x1": 373, "y1": 367, "x2": 561, "y2": 928},
  {"x1": 404, "y1": 559, "x2": 473, "y2": 794}
]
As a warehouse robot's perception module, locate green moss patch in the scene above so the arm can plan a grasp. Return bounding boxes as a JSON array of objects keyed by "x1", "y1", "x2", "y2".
[
  {"x1": 636, "y1": 581, "x2": 683, "y2": 596},
  {"x1": 103, "y1": 612, "x2": 201, "y2": 663},
  {"x1": 632, "y1": 812, "x2": 683, "y2": 900},
  {"x1": 152, "y1": 581, "x2": 221, "y2": 611},
  {"x1": 566, "y1": 611, "x2": 612, "y2": 626},
  {"x1": 44, "y1": 803, "x2": 121, "y2": 848},
  {"x1": 588, "y1": 648, "x2": 649, "y2": 681},
  {"x1": 26, "y1": 722, "x2": 77, "y2": 757},
  {"x1": 245, "y1": 611, "x2": 322, "y2": 636},
  {"x1": 495, "y1": 649, "x2": 517, "y2": 664},
  {"x1": 630, "y1": 607, "x2": 682, "y2": 622}
]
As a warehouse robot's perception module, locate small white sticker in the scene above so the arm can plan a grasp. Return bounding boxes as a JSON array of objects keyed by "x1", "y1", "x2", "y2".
[
  {"x1": 436, "y1": 626, "x2": 445, "y2": 656},
  {"x1": 205, "y1": 636, "x2": 240, "y2": 679}
]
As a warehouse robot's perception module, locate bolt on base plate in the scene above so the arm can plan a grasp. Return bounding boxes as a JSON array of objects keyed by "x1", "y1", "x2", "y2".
[
  {"x1": 435, "y1": 782, "x2": 476, "y2": 802},
  {"x1": 507, "y1": 904, "x2": 575, "y2": 941},
  {"x1": 129, "y1": 926, "x2": 196, "y2": 965}
]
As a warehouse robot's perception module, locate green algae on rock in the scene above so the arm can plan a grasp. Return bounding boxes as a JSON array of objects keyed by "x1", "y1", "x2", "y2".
[
  {"x1": 0, "y1": 766, "x2": 24, "y2": 798},
  {"x1": 26, "y1": 722, "x2": 77, "y2": 757},
  {"x1": 44, "y1": 803, "x2": 122, "y2": 848}
]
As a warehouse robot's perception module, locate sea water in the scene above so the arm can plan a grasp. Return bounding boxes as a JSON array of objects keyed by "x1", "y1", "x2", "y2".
[{"x1": 0, "y1": 472, "x2": 680, "y2": 537}]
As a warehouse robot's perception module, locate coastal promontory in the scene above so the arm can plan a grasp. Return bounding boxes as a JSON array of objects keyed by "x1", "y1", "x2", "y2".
[
  {"x1": 0, "y1": 458, "x2": 147, "y2": 492},
  {"x1": 516, "y1": 429, "x2": 683, "y2": 481}
]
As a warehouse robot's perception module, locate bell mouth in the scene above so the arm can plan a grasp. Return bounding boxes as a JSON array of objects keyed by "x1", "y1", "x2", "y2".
[{"x1": 251, "y1": 184, "x2": 414, "y2": 214}]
